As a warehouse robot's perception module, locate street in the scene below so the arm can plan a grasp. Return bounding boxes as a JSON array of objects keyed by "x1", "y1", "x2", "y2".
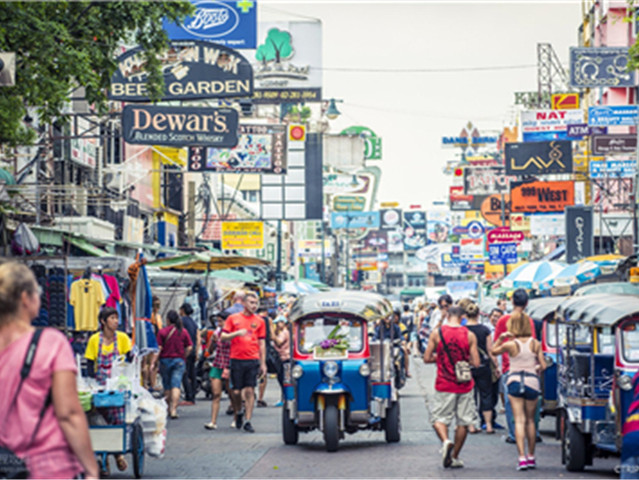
[{"x1": 110, "y1": 358, "x2": 619, "y2": 479}]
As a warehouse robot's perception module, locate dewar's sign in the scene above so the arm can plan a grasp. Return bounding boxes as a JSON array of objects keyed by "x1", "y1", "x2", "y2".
[
  {"x1": 110, "y1": 40, "x2": 253, "y2": 101},
  {"x1": 122, "y1": 105, "x2": 239, "y2": 147}
]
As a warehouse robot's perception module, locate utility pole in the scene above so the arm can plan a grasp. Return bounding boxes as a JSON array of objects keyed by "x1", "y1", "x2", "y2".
[
  {"x1": 500, "y1": 192, "x2": 507, "y2": 276},
  {"x1": 188, "y1": 181, "x2": 196, "y2": 248},
  {"x1": 276, "y1": 219, "x2": 283, "y2": 292}
]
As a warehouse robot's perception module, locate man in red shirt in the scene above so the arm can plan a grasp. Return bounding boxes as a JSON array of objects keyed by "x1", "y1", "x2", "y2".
[
  {"x1": 493, "y1": 288, "x2": 536, "y2": 444},
  {"x1": 221, "y1": 291, "x2": 267, "y2": 433}
]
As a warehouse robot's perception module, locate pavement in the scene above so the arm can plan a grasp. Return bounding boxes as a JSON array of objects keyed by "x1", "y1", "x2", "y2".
[{"x1": 107, "y1": 357, "x2": 620, "y2": 479}]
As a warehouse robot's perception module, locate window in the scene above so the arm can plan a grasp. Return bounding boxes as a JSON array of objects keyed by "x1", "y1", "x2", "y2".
[
  {"x1": 297, "y1": 317, "x2": 363, "y2": 354},
  {"x1": 622, "y1": 323, "x2": 639, "y2": 362}
]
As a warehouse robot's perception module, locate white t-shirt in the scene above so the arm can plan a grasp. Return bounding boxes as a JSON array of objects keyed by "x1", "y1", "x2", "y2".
[{"x1": 429, "y1": 309, "x2": 443, "y2": 330}]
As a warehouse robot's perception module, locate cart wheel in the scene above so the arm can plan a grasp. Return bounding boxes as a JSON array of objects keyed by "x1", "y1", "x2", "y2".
[
  {"x1": 132, "y1": 422, "x2": 145, "y2": 479},
  {"x1": 385, "y1": 401, "x2": 401, "y2": 443},
  {"x1": 282, "y1": 406, "x2": 298, "y2": 445},
  {"x1": 323, "y1": 404, "x2": 339, "y2": 452}
]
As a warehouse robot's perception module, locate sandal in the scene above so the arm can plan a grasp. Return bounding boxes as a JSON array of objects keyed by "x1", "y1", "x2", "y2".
[
  {"x1": 257, "y1": 400, "x2": 267, "y2": 407},
  {"x1": 115, "y1": 455, "x2": 128, "y2": 472}
]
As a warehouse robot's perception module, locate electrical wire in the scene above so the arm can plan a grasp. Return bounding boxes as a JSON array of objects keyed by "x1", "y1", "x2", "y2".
[{"x1": 317, "y1": 64, "x2": 537, "y2": 73}]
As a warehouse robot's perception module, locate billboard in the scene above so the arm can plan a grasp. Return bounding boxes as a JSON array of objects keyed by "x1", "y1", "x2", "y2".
[
  {"x1": 570, "y1": 47, "x2": 636, "y2": 88},
  {"x1": 505, "y1": 140, "x2": 573, "y2": 175},
  {"x1": 463, "y1": 167, "x2": 513, "y2": 195},
  {"x1": 221, "y1": 221, "x2": 264, "y2": 249},
  {"x1": 379, "y1": 208, "x2": 402, "y2": 230},
  {"x1": 565, "y1": 206, "x2": 594, "y2": 264},
  {"x1": 188, "y1": 124, "x2": 286, "y2": 173},
  {"x1": 109, "y1": 41, "x2": 253, "y2": 102},
  {"x1": 591, "y1": 134, "x2": 637, "y2": 155},
  {"x1": 520, "y1": 109, "x2": 584, "y2": 142},
  {"x1": 510, "y1": 180, "x2": 575, "y2": 213}
]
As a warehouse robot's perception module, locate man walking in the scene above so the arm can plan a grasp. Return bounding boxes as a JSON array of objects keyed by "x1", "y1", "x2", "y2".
[
  {"x1": 221, "y1": 291, "x2": 267, "y2": 433},
  {"x1": 424, "y1": 306, "x2": 480, "y2": 469},
  {"x1": 180, "y1": 303, "x2": 200, "y2": 404}
]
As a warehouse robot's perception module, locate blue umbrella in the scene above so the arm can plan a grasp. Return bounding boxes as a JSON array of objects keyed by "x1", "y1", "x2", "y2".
[
  {"x1": 502, "y1": 261, "x2": 566, "y2": 290},
  {"x1": 540, "y1": 261, "x2": 602, "y2": 289}
]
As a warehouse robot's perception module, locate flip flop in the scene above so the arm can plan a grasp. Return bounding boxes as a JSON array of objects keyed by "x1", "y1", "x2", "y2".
[
  {"x1": 486, "y1": 429, "x2": 496, "y2": 434},
  {"x1": 115, "y1": 455, "x2": 128, "y2": 472}
]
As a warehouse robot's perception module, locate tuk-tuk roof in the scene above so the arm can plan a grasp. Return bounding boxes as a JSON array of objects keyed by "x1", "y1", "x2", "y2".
[
  {"x1": 288, "y1": 291, "x2": 393, "y2": 324},
  {"x1": 556, "y1": 293, "x2": 639, "y2": 327},
  {"x1": 527, "y1": 297, "x2": 567, "y2": 321}
]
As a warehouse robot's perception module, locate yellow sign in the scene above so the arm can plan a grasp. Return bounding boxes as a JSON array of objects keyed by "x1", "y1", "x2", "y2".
[
  {"x1": 380, "y1": 202, "x2": 399, "y2": 208},
  {"x1": 551, "y1": 93, "x2": 579, "y2": 110},
  {"x1": 631, "y1": 267, "x2": 639, "y2": 284},
  {"x1": 221, "y1": 221, "x2": 264, "y2": 250}
]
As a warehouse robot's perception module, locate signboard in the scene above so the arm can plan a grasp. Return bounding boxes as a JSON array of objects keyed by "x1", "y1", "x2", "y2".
[
  {"x1": 109, "y1": 40, "x2": 253, "y2": 102},
  {"x1": 163, "y1": 0, "x2": 257, "y2": 48},
  {"x1": 565, "y1": 206, "x2": 594, "y2": 264},
  {"x1": 487, "y1": 227, "x2": 524, "y2": 244},
  {"x1": 566, "y1": 123, "x2": 607, "y2": 139},
  {"x1": 463, "y1": 167, "x2": 513, "y2": 195},
  {"x1": 441, "y1": 122, "x2": 497, "y2": 149},
  {"x1": 480, "y1": 194, "x2": 510, "y2": 227},
  {"x1": 379, "y1": 208, "x2": 402, "y2": 230},
  {"x1": 330, "y1": 211, "x2": 380, "y2": 229},
  {"x1": 460, "y1": 238, "x2": 484, "y2": 262},
  {"x1": 589, "y1": 159, "x2": 636, "y2": 179},
  {"x1": 570, "y1": 47, "x2": 636, "y2": 88},
  {"x1": 188, "y1": 123, "x2": 286, "y2": 173},
  {"x1": 403, "y1": 210, "x2": 426, "y2": 230},
  {"x1": 122, "y1": 105, "x2": 238, "y2": 147},
  {"x1": 340, "y1": 126, "x2": 382, "y2": 160},
  {"x1": 361, "y1": 230, "x2": 388, "y2": 252},
  {"x1": 505, "y1": 140, "x2": 573, "y2": 175},
  {"x1": 403, "y1": 210, "x2": 427, "y2": 250},
  {"x1": 449, "y1": 186, "x2": 482, "y2": 211},
  {"x1": 530, "y1": 213, "x2": 564, "y2": 236},
  {"x1": 520, "y1": 109, "x2": 584, "y2": 142},
  {"x1": 221, "y1": 221, "x2": 264, "y2": 249},
  {"x1": 388, "y1": 230, "x2": 404, "y2": 253},
  {"x1": 488, "y1": 242, "x2": 518, "y2": 265},
  {"x1": 427, "y1": 210, "x2": 451, "y2": 243},
  {"x1": 509, "y1": 213, "x2": 531, "y2": 232},
  {"x1": 591, "y1": 134, "x2": 637, "y2": 155},
  {"x1": 588, "y1": 105, "x2": 639, "y2": 127},
  {"x1": 511, "y1": 180, "x2": 574, "y2": 213},
  {"x1": 551, "y1": 93, "x2": 579, "y2": 110}
]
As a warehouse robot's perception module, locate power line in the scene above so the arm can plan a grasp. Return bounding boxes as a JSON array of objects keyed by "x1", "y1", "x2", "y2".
[{"x1": 317, "y1": 64, "x2": 537, "y2": 73}]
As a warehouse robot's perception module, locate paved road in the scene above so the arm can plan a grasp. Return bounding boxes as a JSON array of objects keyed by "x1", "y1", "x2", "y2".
[{"x1": 109, "y1": 357, "x2": 619, "y2": 478}]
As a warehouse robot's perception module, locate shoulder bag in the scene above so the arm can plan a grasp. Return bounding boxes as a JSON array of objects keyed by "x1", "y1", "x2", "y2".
[
  {"x1": 478, "y1": 346, "x2": 500, "y2": 383},
  {"x1": 439, "y1": 328, "x2": 472, "y2": 383},
  {"x1": 0, "y1": 329, "x2": 51, "y2": 479}
]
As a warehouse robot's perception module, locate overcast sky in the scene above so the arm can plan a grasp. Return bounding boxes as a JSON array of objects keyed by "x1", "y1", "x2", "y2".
[{"x1": 260, "y1": 0, "x2": 583, "y2": 208}]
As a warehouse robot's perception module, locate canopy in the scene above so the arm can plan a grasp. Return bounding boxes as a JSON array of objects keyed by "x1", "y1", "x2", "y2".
[
  {"x1": 281, "y1": 281, "x2": 319, "y2": 296},
  {"x1": 298, "y1": 278, "x2": 331, "y2": 290},
  {"x1": 209, "y1": 269, "x2": 259, "y2": 283},
  {"x1": 526, "y1": 296, "x2": 566, "y2": 321},
  {"x1": 574, "y1": 282, "x2": 639, "y2": 297},
  {"x1": 147, "y1": 252, "x2": 270, "y2": 271},
  {"x1": 540, "y1": 261, "x2": 601, "y2": 289},
  {"x1": 502, "y1": 261, "x2": 566, "y2": 290},
  {"x1": 66, "y1": 236, "x2": 110, "y2": 257},
  {"x1": 289, "y1": 291, "x2": 393, "y2": 324},
  {"x1": 556, "y1": 293, "x2": 639, "y2": 327}
]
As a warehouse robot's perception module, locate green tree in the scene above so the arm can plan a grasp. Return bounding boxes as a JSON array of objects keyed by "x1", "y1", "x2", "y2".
[
  {"x1": 0, "y1": 1, "x2": 194, "y2": 146},
  {"x1": 255, "y1": 28, "x2": 292, "y2": 65}
]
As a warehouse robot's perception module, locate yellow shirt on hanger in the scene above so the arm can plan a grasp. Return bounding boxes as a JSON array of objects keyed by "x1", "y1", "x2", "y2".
[{"x1": 70, "y1": 279, "x2": 105, "y2": 331}]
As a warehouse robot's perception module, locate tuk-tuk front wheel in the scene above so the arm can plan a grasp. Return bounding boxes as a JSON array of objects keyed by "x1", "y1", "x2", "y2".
[
  {"x1": 282, "y1": 407, "x2": 298, "y2": 445},
  {"x1": 385, "y1": 401, "x2": 400, "y2": 443},
  {"x1": 323, "y1": 404, "x2": 339, "y2": 452},
  {"x1": 564, "y1": 421, "x2": 586, "y2": 472}
]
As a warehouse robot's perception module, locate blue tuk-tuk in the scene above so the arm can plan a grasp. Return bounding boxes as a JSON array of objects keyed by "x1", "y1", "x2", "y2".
[
  {"x1": 282, "y1": 291, "x2": 401, "y2": 452},
  {"x1": 555, "y1": 294, "x2": 639, "y2": 472}
]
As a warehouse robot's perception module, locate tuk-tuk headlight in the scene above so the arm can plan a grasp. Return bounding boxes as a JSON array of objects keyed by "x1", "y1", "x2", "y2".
[
  {"x1": 618, "y1": 375, "x2": 633, "y2": 391},
  {"x1": 544, "y1": 355, "x2": 554, "y2": 367},
  {"x1": 359, "y1": 363, "x2": 371, "y2": 377},
  {"x1": 323, "y1": 361, "x2": 339, "y2": 378},
  {"x1": 292, "y1": 365, "x2": 304, "y2": 379}
]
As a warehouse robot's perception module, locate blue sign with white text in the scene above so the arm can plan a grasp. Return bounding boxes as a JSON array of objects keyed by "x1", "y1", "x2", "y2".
[
  {"x1": 163, "y1": 0, "x2": 257, "y2": 49},
  {"x1": 489, "y1": 242, "x2": 518, "y2": 265},
  {"x1": 330, "y1": 211, "x2": 380, "y2": 229},
  {"x1": 588, "y1": 106, "x2": 639, "y2": 126},
  {"x1": 590, "y1": 160, "x2": 636, "y2": 179}
]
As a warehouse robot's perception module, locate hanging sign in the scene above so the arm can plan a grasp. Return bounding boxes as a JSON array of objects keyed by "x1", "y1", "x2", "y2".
[
  {"x1": 487, "y1": 227, "x2": 524, "y2": 244},
  {"x1": 505, "y1": 140, "x2": 573, "y2": 175},
  {"x1": 565, "y1": 206, "x2": 594, "y2": 264},
  {"x1": 488, "y1": 242, "x2": 518, "y2": 265},
  {"x1": 221, "y1": 221, "x2": 264, "y2": 249},
  {"x1": 588, "y1": 105, "x2": 639, "y2": 126},
  {"x1": 591, "y1": 134, "x2": 637, "y2": 155},
  {"x1": 510, "y1": 180, "x2": 575, "y2": 213},
  {"x1": 463, "y1": 167, "x2": 513, "y2": 195},
  {"x1": 551, "y1": 93, "x2": 579, "y2": 110},
  {"x1": 570, "y1": 47, "x2": 636, "y2": 88}
]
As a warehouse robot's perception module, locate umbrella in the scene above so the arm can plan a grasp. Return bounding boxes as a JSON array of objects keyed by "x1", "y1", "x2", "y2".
[
  {"x1": 130, "y1": 255, "x2": 158, "y2": 355},
  {"x1": 581, "y1": 254, "x2": 625, "y2": 275},
  {"x1": 282, "y1": 281, "x2": 319, "y2": 296},
  {"x1": 540, "y1": 261, "x2": 601, "y2": 289},
  {"x1": 574, "y1": 282, "x2": 639, "y2": 297},
  {"x1": 501, "y1": 261, "x2": 566, "y2": 290},
  {"x1": 298, "y1": 278, "x2": 331, "y2": 290}
]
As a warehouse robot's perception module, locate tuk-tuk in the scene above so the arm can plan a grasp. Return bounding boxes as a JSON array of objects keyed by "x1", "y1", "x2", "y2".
[
  {"x1": 282, "y1": 291, "x2": 401, "y2": 452},
  {"x1": 555, "y1": 294, "x2": 639, "y2": 472}
]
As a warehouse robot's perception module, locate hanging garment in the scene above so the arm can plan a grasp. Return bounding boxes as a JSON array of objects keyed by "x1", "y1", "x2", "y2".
[
  {"x1": 102, "y1": 275, "x2": 122, "y2": 310},
  {"x1": 69, "y1": 278, "x2": 105, "y2": 331}
]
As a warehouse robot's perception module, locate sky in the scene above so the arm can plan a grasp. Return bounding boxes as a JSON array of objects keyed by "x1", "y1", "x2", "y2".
[{"x1": 259, "y1": 0, "x2": 583, "y2": 209}]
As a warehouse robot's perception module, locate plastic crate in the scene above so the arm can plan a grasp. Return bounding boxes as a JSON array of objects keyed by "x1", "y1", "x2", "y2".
[{"x1": 93, "y1": 390, "x2": 126, "y2": 408}]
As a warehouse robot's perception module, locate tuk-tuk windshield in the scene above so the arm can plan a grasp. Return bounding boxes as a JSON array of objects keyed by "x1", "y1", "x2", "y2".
[
  {"x1": 621, "y1": 323, "x2": 639, "y2": 362},
  {"x1": 547, "y1": 323, "x2": 592, "y2": 349},
  {"x1": 297, "y1": 317, "x2": 364, "y2": 354}
]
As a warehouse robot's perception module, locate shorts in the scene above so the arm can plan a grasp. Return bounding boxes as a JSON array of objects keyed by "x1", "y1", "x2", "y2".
[
  {"x1": 230, "y1": 359, "x2": 260, "y2": 390},
  {"x1": 160, "y1": 357, "x2": 185, "y2": 390},
  {"x1": 429, "y1": 389, "x2": 476, "y2": 427},
  {"x1": 507, "y1": 381, "x2": 540, "y2": 401},
  {"x1": 209, "y1": 366, "x2": 223, "y2": 380},
  {"x1": 409, "y1": 331, "x2": 418, "y2": 342}
]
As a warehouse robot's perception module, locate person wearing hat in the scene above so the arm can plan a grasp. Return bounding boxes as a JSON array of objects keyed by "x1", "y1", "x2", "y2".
[{"x1": 271, "y1": 315, "x2": 290, "y2": 408}]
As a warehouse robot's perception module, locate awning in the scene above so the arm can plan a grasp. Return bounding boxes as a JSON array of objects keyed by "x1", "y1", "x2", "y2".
[
  {"x1": 299, "y1": 278, "x2": 331, "y2": 290},
  {"x1": 66, "y1": 236, "x2": 110, "y2": 257},
  {"x1": 147, "y1": 252, "x2": 270, "y2": 271},
  {"x1": 209, "y1": 269, "x2": 260, "y2": 283}
]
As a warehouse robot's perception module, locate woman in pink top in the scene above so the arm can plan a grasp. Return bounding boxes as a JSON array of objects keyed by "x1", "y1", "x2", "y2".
[
  {"x1": 492, "y1": 312, "x2": 546, "y2": 472},
  {"x1": 0, "y1": 262, "x2": 98, "y2": 479}
]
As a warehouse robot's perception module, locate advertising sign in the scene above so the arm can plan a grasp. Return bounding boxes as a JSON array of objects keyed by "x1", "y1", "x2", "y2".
[
  {"x1": 588, "y1": 105, "x2": 639, "y2": 126},
  {"x1": 188, "y1": 123, "x2": 286, "y2": 173},
  {"x1": 591, "y1": 134, "x2": 637, "y2": 155},
  {"x1": 361, "y1": 230, "x2": 388, "y2": 252},
  {"x1": 480, "y1": 194, "x2": 510, "y2": 227},
  {"x1": 566, "y1": 123, "x2": 607, "y2": 139},
  {"x1": 221, "y1": 221, "x2": 264, "y2": 249},
  {"x1": 427, "y1": 210, "x2": 451, "y2": 243},
  {"x1": 330, "y1": 211, "x2": 380, "y2": 229},
  {"x1": 460, "y1": 238, "x2": 484, "y2": 262},
  {"x1": 122, "y1": 105, "x2": 238, "y2": 147},
  {"x1": 510, "y1": 180, "x2": 574, "y2": 213},
  {"x1": 488, "y1": 242, "x2": 518, "y2": 265},
  {"x1": 551, "y1": 93, "x2": 579, "y2": 110},
  {"x1": 590, "y1": 159, "x2": 636, "y2": 179},
  {"x1": 449, "y1": 186, "x2": 482, "y2": 211},
  {"x1": 510, "y1": 213, "x2": 531, "y2": 232},
  {"x1": 530, "y1": 213, "x2": 565, "y2": 236},
  {"x1": 403, "y1": 210, "x2": 427, "y2": 250},
  {"x1": 463, "y1": 167, "x2": 513, "y2": 195},
  {"x1": 403, "y1": 210, "x2": 427, "y2": 231},
  {"x1": 110, "y1": 40, "x2": 253, "y2": 102},
  {"x1": 570, "y1": 47, "x2": 636, "y2": 88},
  {"x1": 565, "y1": 206, "x2": 594, "y2": 264},
  {"x1": 505, "y1": 140, "x2": 573, "y2": 175},
  {"x1": 251, "y1": 22, "x2": 322, "y2": 103},
  {"x1": 340, "y1": 126, "x2": 382, "y2": 160},
  {"x1": 520, "y1": 109, "x2": 584, "y2": 142},
  {"x1": 379, "y1": 208, "x2": 403, "y2": 230},
  {"x1": 388, "y1": 230, "x2": 404, "y2": 253},
  {"x1": 441, "y1": 122, "x2": 498, "y2": 149},
  {"x1": 163, "y1": 0, "x2": 257, "y2": 48},
  {"x1": 487, "y1": 227, "x2": 524, "y2": 244}
]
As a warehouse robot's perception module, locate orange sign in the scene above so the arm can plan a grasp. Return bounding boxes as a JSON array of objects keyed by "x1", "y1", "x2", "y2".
[
  {"x1": 551, "y1": 93, "x2": 579, "y2": 110},
  {"x1": 510, "y1": 180, "x2": 574, "y2": 213},
  {"x1": 481, "y1": 194, "x2": 510, "y2": 227}
]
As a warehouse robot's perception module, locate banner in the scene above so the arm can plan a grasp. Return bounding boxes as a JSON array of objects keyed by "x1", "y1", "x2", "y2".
[
  {"x1": 510, "y1": 180, "x2": 575, "y2": 213},
  {"x1": 380, "y1": 208, "x2": 402, "y2": 230},
  {"x1": 505, "y1": 140, "x2": 573, "y2": 175},
  {"x1": 520, "y1": 109, "x2": 584, "y2": 142},
  {"x1": 570, "y1": 47, "x2": 636, "y2": 88},
  {"x1": 221, "y1": 221, "x2": 264, "y2": 249},
  {"x1": 463, "y1": 167, "x2": 513, "y2": 195},
  {"x1": 387, "y1": 230, "x2": 404, "y2": 253},
  {"x1": 591, "y1": 134, "x2": 637, "y2": 155},
  {"x1": 565, "y1": 206, "x2": 594, "y2": 264}
]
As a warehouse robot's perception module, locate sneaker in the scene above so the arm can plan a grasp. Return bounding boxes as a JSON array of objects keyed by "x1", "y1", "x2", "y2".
[
  {"x1": 235, "y1": 411, "x2": 244, "y2": 430},
  {"x1": 441, "y1": 439, "x2": 454, "y2": 468},
  {"x1": 274, "y1": 401, "x2": 284, "y2": 408},
  {"x1": 243, "y1": 422, "x2": 255, "y2": 433},
  {"x1": 230, "y1": 420, "x2": 236, "y2": 428},
  {"x1": 517, "y1": 458, "x2": 528, "y2": 471},
  {"x1": 450, "y1": 458, "x2": 464, "y2": 469},
  {"x1": 526, "y1": 457, "x2": 536, "y2": 469},
  {"x1": 204, "y1": 423, "x2": 217, "y2": 430}
]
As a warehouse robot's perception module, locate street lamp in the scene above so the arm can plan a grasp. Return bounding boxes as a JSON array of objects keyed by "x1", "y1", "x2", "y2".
[{"x1": 324, "y1": 98, "x2": 343, "y2": 120}]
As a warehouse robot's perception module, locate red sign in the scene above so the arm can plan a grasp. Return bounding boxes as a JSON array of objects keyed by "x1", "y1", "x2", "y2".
[
  {"x1": 487, "y1": 227, "x2": 524, "y2": 244},
  {"x1": 551, "y1": 93, "x2": 579, "y2": 110}
]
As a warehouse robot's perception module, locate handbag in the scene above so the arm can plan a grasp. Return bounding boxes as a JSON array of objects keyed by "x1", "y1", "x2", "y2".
[
  {"x1": 0, "y1": 329, "x2": 51, "y2": 479},
  {"x1": 439, "y1": 328, "x2": 472, "y2": 383},
  {"x1": 478, "y1": 346, "x2": 501, "y2": 383}
]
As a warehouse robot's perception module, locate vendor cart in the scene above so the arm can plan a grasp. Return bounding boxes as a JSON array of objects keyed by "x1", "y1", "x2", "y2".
[{"x1": 89, "y1": 390, "x2": 145, "y2": 478}]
